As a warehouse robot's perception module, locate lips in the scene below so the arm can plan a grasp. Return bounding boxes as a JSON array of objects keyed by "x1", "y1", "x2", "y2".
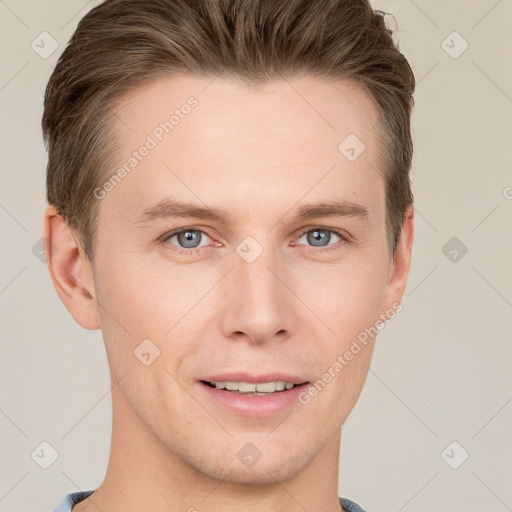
[
  {"x1": 199, "y1": 372, "x2": 309, "y2": 385},
  {"x1": 195, "y1": 371, "x2": 311, "y2": 417}
]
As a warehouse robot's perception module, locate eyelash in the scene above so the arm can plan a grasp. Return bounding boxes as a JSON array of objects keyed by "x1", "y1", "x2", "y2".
[{"x1": 159, "y1": 225, "x2": 348, "y2": 256}]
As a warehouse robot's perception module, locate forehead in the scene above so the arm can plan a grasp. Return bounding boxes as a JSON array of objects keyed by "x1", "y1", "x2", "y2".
[
  {"x1": 114, "y1": 73, "x2": 380, "y2": 150},
  {"x1": 103, "y1": 74, "x2": 385, "y2": 225}
]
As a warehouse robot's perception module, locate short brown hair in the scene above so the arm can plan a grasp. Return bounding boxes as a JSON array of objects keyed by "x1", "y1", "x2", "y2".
[{"x1": 42, "y1": 0, "x2": 415, "y2": 264}]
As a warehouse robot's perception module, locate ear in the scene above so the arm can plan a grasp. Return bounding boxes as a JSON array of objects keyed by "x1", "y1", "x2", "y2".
[
  {"x1": 42, "y1": 204, "x2": 101, "y2": 330},
  {"x1": 380, "y1": 205, "x2": 415, "y2": 318}
]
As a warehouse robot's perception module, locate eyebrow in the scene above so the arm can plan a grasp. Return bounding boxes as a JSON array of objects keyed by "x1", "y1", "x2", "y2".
[{"x1": 132, "y1": 198, "x2": 370, "y2": 225}]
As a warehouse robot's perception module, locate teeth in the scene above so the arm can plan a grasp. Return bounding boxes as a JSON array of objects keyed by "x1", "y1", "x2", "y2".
[
  {"x1": 255, "y1": 382, "x2": 277, "y2": 392},
  {"x1": 213, "y1": 381, "x2": 296, "y2": 393},
  {"x1": 240, "y1": 382, "x2": 256, "y2": 392}
]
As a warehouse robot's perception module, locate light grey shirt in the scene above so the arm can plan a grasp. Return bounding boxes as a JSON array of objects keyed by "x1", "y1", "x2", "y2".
[{"x1": 53, "y1": 490, "x2": 368, "y2": 512}]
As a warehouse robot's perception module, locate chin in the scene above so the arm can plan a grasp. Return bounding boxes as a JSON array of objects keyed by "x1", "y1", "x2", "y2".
[
  {"x1": 190, "y1": 444, "x2": 312, "y2": 485},
  {"x1": 204, "y1": 463, "x2": 302, "y2": 486}
]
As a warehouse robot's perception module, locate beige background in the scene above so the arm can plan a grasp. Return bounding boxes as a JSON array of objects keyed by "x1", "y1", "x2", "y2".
[{"x1": 1, "y1": 0, "x2": 511, "y2": 510}]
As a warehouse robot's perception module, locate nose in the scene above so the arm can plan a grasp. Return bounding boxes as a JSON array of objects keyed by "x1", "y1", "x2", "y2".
[{"x1": 219, "y1": 245, "x2": 295, "y2": 345}]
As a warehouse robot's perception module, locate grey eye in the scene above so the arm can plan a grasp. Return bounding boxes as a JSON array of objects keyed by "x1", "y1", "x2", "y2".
[
  {"x1": 165, "y1": 229, "x2": 210, "y2": 249},
  {"x1": 301, "y1": 229, "x2": 341, "y2": 247},
  {"x1": 177, "y1": 230, "x2": 201, "y2": 248}
]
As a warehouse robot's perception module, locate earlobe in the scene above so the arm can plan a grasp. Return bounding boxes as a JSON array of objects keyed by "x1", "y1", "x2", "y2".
[
  {"x1": 380, "y1": 205, "x2": 415, "y2": 318},
  {"x1": 42, "y1": 204, "x2": 101, "y2": 330}
]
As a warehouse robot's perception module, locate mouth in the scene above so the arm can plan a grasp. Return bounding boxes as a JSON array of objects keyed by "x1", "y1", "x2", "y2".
[
  {"x1": 200, "y1": 379, "x2": 309, "y2": 396},
  {"x1": 201, "y1": 380, "x2": 307, "y2": 396},
  {"x1": 198, "y1": 379, "x2": 311, "y2": 417}
]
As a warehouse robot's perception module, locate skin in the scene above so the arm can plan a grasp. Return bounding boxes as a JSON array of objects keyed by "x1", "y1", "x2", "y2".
[{"x1": 43, "y1": 75, "x2": 414, "y2": 512}]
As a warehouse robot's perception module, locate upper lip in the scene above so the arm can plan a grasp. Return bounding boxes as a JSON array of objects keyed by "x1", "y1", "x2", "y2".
[{"x1": 200, "y1": 372, "x2": 309, "y2": 385}]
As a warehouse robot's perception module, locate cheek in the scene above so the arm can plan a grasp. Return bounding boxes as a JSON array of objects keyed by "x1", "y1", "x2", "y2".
[
  {"x1": 97, "y1": 254, "x2": 204, "y2": 330},
  {"x1": 94, "y1": 254, "x2": 214, "y2": 374},
  {"x1": 92, "y1": 257, "x2": 199, "y2": 409},
  {"x1": 298, "y1": 263, "x2": 382, "y2": 415},
  {"x1": 294, "y1": 256, "x2": 388, "y2": 338}
]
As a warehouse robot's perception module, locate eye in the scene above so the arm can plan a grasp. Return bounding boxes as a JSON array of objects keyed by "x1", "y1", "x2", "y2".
[
  {"x1": 294, "y1": 227, "x2": 346, "y2": 252},
  {"x1": 160, "y1": 227, "x2": 213, "y2": 253}
]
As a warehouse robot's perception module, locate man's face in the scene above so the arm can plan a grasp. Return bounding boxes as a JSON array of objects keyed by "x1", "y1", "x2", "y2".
[{"x1": 89, "y1": 75, "x2": 404, "y2": 484}]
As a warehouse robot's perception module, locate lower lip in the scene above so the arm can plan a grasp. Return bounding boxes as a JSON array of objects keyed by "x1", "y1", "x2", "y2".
[{"x1": 198, "y1": 381, "x2": 310, "y2": 418}]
